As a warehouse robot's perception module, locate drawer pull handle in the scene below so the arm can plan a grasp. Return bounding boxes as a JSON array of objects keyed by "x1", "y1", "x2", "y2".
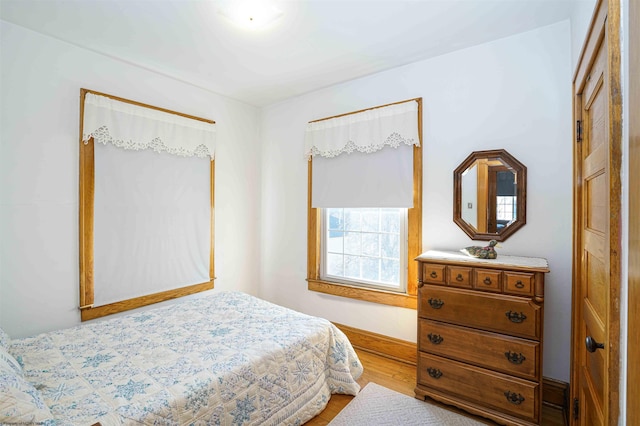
[
  {"x1": 428, "y1": 333, "x2": 443, "y2": 345},
  {"x1": 456, "y1": 274, "x2": 464, "y2": 282},
  {"x1": 505, "y1": 351, "x2": 526, "y2": 364},
  {"x1": 505, "y1": 311, "x2": 527, "y2": 323},
  {"x1": 483, "y1": 277, "x2": 492, "y2": 285},
  {"x1": 427, "y1": 368, "x2": 443, "y2": 379},
  {"x1": 430, "y1": 271, "x2": 438, "y2": 279},
  {"x1": 428, "y1": 298, "x2": 444, "y2": 309},
  {"x1": 515, "y1": 280, "x2": 525, "y2": 289},
  {"x1": 504, "y1": 391, "x2": 525, "y2": 405}
]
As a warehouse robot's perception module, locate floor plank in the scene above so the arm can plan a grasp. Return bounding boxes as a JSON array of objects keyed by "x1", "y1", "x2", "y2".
[{"x1": 305, "y1": 349, "x2": 566, "y2": 426}]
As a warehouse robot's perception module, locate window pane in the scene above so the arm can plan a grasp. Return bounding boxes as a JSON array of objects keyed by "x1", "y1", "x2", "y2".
[
  {"x1": 381, "y1": 258, "x2": 400, "y2": 283},
  {"x1": 327, "y1": 253, "x2": 344, "y2": 276},
  {"x1": 345, "y1": 255, "x2": 360, "y2": 279},
  {"x1": 344, "y1": 209, "x2": 362, "y2": 231},
  {"x1": 381, "y1": 209, "x2": 400, "y2": 233},
  {"x1": 326, "y1": 231, "x2": 344, "y2": 254},
  {"x1": 362, "y1": 209, "x2": 380, "y2": 232},
  {"x1": 344, "y1": 232, "x2": 361, "y2": 255},
  {"x1": 381, "y1": 233, "x2": 400, "y2": 258},
  {"x1": 362, "y1": 257, "x2": 380, "y2": 281},
  {"x1": 328, "y1": 208, "x2": 344, "y2": 231},
  {"x1": 362, "y1": 233, "x2": 380, "y2": 257}
]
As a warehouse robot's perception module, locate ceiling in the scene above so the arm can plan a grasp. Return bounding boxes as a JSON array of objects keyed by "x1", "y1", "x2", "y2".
[{"x1": 0, "y1": 0, "x2": 577, "y2": 107}]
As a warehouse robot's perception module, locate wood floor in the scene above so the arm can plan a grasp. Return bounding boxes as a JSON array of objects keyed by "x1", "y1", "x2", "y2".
[{"x1": 305, "y1": 349, "x2": 566, "y2": 426}]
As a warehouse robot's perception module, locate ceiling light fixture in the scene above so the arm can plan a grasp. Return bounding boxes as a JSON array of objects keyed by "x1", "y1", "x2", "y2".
[{"x1": 218, "y1": 0, "x2": 283, "y2": 30}]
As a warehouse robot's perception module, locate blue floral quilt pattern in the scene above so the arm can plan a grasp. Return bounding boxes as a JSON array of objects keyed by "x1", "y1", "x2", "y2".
[{"x1": 9, "y1": 292, "x2": 363, "y2": 425}]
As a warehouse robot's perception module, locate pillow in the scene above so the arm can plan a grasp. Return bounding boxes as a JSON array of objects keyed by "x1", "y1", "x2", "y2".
[
  {"x1": 0, "y1": 346, "x2": 22, "y2": 377},
  {"x1": 0, "y1": 327, "x2": 10, "y2": 349},
  {"x1": 0, "y1": 371, "x2": 54, "y2": 424}
]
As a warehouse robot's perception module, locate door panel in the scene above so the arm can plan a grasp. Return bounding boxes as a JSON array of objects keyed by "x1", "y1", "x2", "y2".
[
  {"x1": 580, "y1": 377, "x2": 602, "y2": 426},
  {"x1": 583, "y1": 230, "x2": 605, "y2": 260},
  {"x1": 586, "y1": 173, "x2": 606, "y2": 231},
  {"x1": 583, "y1": 144, "x2": 605, "y2": 179},
  {"x1": 585, "y1": 255, "x2": 606, "y2": 315},
  {"x1": 583, "y1": 43, "x2": 605, "y2": 104},
  {"x1": 587, "y1": 92, "x2": 606, "y2": 150}
]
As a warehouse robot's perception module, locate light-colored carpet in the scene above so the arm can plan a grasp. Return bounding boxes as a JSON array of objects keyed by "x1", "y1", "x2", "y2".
[{"x1": 328, "y1": 382, "x2": 485, "y2": 425}]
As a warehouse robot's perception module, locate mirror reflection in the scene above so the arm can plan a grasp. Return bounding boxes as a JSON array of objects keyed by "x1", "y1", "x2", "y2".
[
  {"x1": 454, "y1": 149, "x2": 526, "y2": 242},
  {"x1": 461, "y1": 160, "x2": 517, "y2": 232}
]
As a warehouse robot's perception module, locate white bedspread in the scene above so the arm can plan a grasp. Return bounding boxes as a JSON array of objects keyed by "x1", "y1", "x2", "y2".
[{"x1": 9, "y1": 292, "x2": 363, "y2": 425}]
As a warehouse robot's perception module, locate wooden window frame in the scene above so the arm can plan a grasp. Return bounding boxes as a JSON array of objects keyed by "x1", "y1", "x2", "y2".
[
  {"x1": 78, "y1": 88, "x2": 215, "y2": 321},
  {"x1": 306, "y1": 98, "x2": 422, "y2": 309}
]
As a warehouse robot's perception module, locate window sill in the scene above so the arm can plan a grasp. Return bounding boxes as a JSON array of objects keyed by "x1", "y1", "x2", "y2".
[{"x1": 307, "y1": 279, "x2": 417, "y2": 309}]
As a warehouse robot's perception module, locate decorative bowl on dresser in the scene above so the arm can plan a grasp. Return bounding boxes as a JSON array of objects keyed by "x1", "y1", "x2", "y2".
[{"x1": 414, "y1": 250, "x2": 549, "y2": 426}]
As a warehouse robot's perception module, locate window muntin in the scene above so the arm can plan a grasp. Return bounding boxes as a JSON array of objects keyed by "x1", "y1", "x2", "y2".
[{"x1": 321, "y1": 208, "x2": 407, "y2": 292}]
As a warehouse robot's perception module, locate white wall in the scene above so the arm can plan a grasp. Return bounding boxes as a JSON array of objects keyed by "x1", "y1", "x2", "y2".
[
  {"x1": 0, "y1": 21, "x2": 262, "y2": 338},
  {"x1": 259, "y1": 21, "x2": 573, "y2": 381},
  {"x1": 570, "y1": 0, "x2": 598, "y2": 71}
]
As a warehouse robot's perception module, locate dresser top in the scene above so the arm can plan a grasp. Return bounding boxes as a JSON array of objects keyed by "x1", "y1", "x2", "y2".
[{"x1": 416, "y1": 250, "x2": 549, "y2": 272}]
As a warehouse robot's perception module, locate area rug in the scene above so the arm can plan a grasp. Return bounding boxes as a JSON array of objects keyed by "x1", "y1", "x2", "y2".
[{"x1": 328, "y1": 382, "x2": 485, "y2": 425}]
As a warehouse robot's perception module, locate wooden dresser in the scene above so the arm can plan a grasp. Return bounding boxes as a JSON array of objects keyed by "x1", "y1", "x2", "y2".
[{"x1": 414, "y1": 250, "x2": 549, "y2": 425}]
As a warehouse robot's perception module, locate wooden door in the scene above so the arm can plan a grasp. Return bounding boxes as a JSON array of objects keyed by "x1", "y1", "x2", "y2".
[{"x1": 571, "y1": 0, "x2": 622, "y2": 425}]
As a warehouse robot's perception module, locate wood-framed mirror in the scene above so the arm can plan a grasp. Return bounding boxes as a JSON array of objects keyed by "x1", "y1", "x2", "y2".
[{"x1": 453, "y1": 149, "x2": 526, "y2": 242}]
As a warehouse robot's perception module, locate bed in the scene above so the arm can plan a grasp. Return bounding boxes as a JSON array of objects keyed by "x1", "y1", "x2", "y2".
[{"x1": 0, "y1": 291, "x2": 363, "y2": 425}]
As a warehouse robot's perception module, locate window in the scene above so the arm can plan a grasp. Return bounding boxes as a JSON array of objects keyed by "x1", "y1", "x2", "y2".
[
  {"x1": 496, "y1": 196, "x2": 517, "y2": 228},
  {"x1": 322, "y1": 208, "x2": 407, "y2": 292},
  {"x1": 306, "y1": 99, "x2": 422, "y2": 309},
  {"x1": 79, "y1": 89, "x2": 216, "y2": 321}
]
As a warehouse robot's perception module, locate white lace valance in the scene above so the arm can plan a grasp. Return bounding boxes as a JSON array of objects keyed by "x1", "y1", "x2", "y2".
[
  {"x1": 304, "y1": 100, "x2": 419, "y2": 159},
  {"x1": 308, "y1": 99, "x2": 421, "y2": 208},
  {"x1": 82, "y1": 93, "x2": 216, "y2": 160}
]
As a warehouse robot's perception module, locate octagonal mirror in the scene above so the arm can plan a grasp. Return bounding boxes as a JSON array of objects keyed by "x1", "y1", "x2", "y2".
[{"x1": 453, "y1": 149, "x2": 526, "y2": 242}]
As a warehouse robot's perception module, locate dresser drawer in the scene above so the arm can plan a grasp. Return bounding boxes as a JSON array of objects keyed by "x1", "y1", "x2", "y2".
[
  {"x1": 448, "y1": 266, "x2": 472, "y2": 288},
  {"x1": 473, "y1": 268, "x2": 502, "y2": 292},
  {"x1": 422, "y1": 263, "x2": 446, "y2": 285},
  {"x1": 419, "y1": 286, "x2": 541, "y2": 339},
  {"x1": 505, "y1": 272, "x2": 535, "y2": 296},
  {"x1": 419, "y1": 319, "x2": 540, "y2": 380},
  {"x1": 418, "y1": 352, "x2": 539, "y2": 423}
]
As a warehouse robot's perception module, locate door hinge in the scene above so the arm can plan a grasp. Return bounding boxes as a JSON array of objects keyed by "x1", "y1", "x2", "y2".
[
  {"x1": 576, "y1": 120, "x2": 583, "y2": 142},
  {"x1": 573, "y1": 397, "x2": 580, "y2": 420}
]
